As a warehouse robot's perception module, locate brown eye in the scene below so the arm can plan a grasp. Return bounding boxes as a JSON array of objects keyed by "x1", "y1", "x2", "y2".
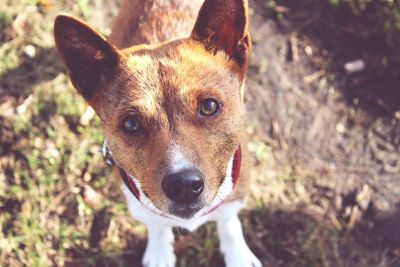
[
  {"x1": 200, "y1": 98, "x2": 220, "y2": 116},
  {"x1": 122, "y1": 116, "x2": 140, "y2": 133}
]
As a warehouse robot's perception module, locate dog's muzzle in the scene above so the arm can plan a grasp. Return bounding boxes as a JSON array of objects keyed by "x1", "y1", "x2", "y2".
[{"x1": 102, "y1": 140, "x2": 242, "y2": 218}]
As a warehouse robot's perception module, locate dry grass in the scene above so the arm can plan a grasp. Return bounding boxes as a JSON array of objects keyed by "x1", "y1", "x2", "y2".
[{"x1": 1, "y1": 0, "x2": 399, "y2": 266}]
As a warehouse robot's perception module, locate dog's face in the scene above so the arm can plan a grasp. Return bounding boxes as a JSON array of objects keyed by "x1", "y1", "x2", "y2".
[{"x1": 54, "y1": 0, "x2": 251, "y2": 219}]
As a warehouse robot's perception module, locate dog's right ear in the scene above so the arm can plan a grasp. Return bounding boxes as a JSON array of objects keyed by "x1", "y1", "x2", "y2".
[{"x1": 54, "y1": 14, "x2": 120, "y2": 101}]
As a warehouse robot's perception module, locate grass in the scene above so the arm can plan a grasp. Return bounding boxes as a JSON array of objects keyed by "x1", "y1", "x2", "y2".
[
  {"x1": 1, "y1": 0, "x2": 399, "y2": 266},
  {"x1": 0, "y1": 1, "x2": 137, "y2": 265}
]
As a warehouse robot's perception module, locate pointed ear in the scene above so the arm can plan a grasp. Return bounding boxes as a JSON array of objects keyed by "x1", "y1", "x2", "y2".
[
  {"x1": 54, "y1": 14, "x2": 120, "y2": 100},
  {"x1": 191, "y1": 0, "x2": 251, "y2": 66}
]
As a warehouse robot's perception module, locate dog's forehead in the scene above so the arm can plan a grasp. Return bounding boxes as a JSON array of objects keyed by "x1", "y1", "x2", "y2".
[
  {"x1": 118, "y1": 44, "x2": 242, "y2": 120},
  {"x1": 125, "y1": 44, "x2": 240, "y2": 95}
]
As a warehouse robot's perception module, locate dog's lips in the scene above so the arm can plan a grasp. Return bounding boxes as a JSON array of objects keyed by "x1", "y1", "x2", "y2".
[
  {"x1": 169, "y1": 203, "x2": 204, "y2": 219},
  {"x1": 118, "y1": 146, "x2": 241, "y2": 219}
]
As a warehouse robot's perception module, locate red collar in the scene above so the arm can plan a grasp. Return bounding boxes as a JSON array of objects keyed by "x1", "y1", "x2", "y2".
[
  {"x1": 231, "y1": 145, "x2": 241, "y2": 186},
  {"x1": 119, "y1": 168, "x2": 141, "y2": 199},
  {"x1": 119, "y1": 146, "x2": 242, "y2": 204}
]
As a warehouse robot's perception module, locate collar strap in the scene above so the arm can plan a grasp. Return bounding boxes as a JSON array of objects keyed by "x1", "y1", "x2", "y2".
[
  {"x1": 101, "y1": 140, "x2": 114, "y2": 166},
  {"x1": 102, "y1": 140, "x2": 140, "y2": 199},
  {"x1": 119, "y1": 168, "x2": 141, "y2": 200},
  {"x1": 231, "y1": 146, "x2": 241, "y2": 186}
]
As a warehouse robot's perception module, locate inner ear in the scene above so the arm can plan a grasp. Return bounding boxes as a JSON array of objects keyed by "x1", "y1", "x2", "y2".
[
  {"x1": 191, "y1": 0, "x2": 251, "y2": 66},
  {"x1": 54, "y1": 14, "x2": 121, "y2": 100}
]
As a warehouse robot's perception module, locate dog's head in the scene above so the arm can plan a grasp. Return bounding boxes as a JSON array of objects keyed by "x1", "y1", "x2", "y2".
[{"x1": 54, "y1": 0, "x2": 251, "y2": 219}]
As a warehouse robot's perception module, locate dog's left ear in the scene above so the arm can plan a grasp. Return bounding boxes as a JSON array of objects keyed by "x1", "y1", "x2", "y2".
[{"x1": 191, "y1": 0, "x2": 251, "y2": 66}]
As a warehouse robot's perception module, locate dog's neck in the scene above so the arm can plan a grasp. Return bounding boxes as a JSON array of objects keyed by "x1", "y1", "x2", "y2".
[{"x1": 109, "y1": 0, "x2": 203, "y2": 49}]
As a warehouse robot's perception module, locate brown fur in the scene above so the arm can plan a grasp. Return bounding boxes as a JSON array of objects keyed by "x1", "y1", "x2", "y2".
[
  {"x1": 110, "y1": 0, "x2": 203, "y2": 48},
  {"x1": 54, "y1": 0, "x2": 251, "y2": 214}
]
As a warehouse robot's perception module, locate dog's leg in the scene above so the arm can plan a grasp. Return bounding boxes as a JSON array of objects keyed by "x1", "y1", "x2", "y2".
[
  {"x1": 142, "y1": 223, "x2": 176, "y2": 267},
  {"x1": 217, "y1": 214, "x2": 262, "y2": 267}
]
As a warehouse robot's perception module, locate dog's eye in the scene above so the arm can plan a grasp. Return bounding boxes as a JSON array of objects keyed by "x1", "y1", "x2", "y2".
[
  {"x1": 200, "y1": 98, "x2": 220, "y2": 116},
  {"x1": 122, "y1": 116, "x2": 140, "y2": 133}
]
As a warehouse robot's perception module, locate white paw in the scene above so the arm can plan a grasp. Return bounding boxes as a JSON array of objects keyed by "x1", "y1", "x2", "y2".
[
  {"x1": 222, "y1": 245, "x2": 262, "y2": 267},
  {"x1": 142, "y1": 245, "x2": 176, "y2": 267}
]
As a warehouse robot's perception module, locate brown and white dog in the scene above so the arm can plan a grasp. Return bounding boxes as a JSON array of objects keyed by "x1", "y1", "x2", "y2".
[{"x1": 54, "y1": 0, "x2": 261, "y2": 266}]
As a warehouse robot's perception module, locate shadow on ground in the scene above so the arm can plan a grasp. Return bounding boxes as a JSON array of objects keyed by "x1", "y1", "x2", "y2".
[
  {"x1": 259, "y1": 0, "x2": 400, "y2": 118},
  {"x1": 64, "y1": 206, "x2": 400, "y2": 267},
  {"x1": 0, "y1": 47, "x2": 65, "y2": 102}
]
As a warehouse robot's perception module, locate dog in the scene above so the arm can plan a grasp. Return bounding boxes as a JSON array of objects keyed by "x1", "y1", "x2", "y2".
[{"x1": 54, "y1": 0, "x2": 261, "y2": 266}]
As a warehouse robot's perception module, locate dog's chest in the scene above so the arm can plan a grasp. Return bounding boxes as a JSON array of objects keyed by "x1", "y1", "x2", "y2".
[{"x1": 122, "y1": 183, "x2": 243, "y2": 231}]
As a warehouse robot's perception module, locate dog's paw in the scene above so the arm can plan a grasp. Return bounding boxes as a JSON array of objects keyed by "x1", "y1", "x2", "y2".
[
  {"x1": 142, "y1": 245, "x2": 176, "y2": 267},
  {"x1": 222, "y1": 245, "x2": 262, "y2": 267}
]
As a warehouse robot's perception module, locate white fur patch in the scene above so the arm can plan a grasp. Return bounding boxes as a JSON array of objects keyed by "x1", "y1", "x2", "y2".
[
  {"x1": 142, "y1": 224, "x2": 176, "y2": 267},
  {"x1": 123, "y1": 188, "x2": 262, "y2": 267},
  {"x1": 121, "y1": 150, "x2": 237, "y2": 230},
  {"x1": 217, "y1": 214, "x2": 263, "y2": 267},
  {"x1": 167, "y1": 143, "x2": 192, "y2": 173},
  {"x1": 123, "y1": 150, "x2": 235, "y2": 220}
]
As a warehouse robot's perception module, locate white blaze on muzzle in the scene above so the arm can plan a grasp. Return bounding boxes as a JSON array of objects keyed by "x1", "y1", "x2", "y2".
[{"x1": 102, "y1": 139, "x2": 241, "y2": 219}]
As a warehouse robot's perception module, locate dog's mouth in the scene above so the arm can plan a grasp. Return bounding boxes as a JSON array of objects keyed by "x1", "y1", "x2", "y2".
[
  {"x1": 118, "y1": 146, "x2": 241, "y2": 219},
  {"x1": 168, "y1": 203, "x2": 204, "y2": 219}
]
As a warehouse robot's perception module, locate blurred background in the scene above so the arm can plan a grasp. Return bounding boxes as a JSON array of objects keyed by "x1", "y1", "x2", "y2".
[{"x1": 0, "y1": 0, "x2": 399, "y2": 266}]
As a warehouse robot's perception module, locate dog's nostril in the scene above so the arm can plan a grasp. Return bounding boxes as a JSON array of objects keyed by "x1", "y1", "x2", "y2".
[
  {"x1": 162, "y1": 168, "x2": 204, "y2": 204},
  {"x1": 191, "y1": 179, "x2": 203, "y2": 193}
]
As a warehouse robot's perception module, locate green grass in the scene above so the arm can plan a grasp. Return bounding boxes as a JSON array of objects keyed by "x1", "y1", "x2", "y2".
[
  {"x1": 0, "y1": 1, "x2": 136, "y2": 265},
  {"x1": 1, "y1": 0, "x2": 399, "y2": 266}
]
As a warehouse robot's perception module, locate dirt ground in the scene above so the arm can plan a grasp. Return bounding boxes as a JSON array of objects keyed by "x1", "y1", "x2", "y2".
[
  {"x1": 0, "y1": 0, "x2": 399, "y2": 266},
  {"x1": 244, "y1": 2, "x2": 400, "y2": 266},
  {"x1": 244, "y1": 1, "x2": 400, "y2": 266}
]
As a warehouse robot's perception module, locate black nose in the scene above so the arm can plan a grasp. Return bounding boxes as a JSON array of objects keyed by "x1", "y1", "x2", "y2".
[{"x1": 162, "y1": 168, "x2": 204, "y2": 204}]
